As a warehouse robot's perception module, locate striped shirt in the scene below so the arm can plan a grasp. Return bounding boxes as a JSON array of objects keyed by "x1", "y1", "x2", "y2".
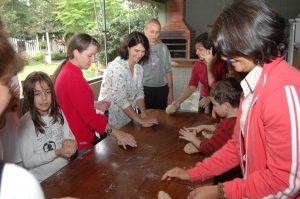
[{"x1": 199, "y1": 117, "x2": 236, "y2": 155}]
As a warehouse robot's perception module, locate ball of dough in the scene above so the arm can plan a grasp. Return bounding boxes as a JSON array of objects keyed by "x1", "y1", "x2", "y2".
[
  {"x1": 165, "y1": 104, "x2": 176, "y2": 114},
  {"x1": 183, "y1": 143, "x2": 199, "y2": 154},
  {"x1": 142, "y1": 123, "x2": 154, "y2": 128},
  {"x1": 158, "y1": 191, "x2": 172, "y2": 199}
]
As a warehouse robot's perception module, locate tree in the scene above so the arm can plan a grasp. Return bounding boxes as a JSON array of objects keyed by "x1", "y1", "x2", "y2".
[
  {"x1": 55, "y1": 0, "x2": 158, "y2": 62},
  {"x1": 1, "y1": 0, "x2": 158, "y2": 62},
  {"x1": 1, "y1": 0, "x2": 59, "y2": 38}
]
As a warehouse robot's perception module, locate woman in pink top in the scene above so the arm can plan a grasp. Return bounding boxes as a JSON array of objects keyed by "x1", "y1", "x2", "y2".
[{"x1": 162, "y1": 0, "x2": 300, "y2": 198}]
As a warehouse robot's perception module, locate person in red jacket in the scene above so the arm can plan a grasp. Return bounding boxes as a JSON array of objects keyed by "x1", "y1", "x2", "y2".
[
  {"x1": 161, "y1": 0, "x2": 300, "y2": 198},
  {"x1": 54, "y1": 33, "x2": 137, "y2": 156}
]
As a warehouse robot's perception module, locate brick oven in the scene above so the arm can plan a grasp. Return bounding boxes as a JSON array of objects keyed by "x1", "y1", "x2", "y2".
[{"x1": 160, "y1": 0, "x2": 195, "y2": 59}]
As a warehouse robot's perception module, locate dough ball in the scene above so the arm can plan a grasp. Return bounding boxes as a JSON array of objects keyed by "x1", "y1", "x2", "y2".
[
  {"x1": 158, "y1": 191, "x2": 172, "y2": 199},
  {"x1": 166, "y1": 104, "x2": 176, "y2": 114},
  {"x1": 183, "y1": 143, "x2": 199, "y2": 154},
  {"x1": 142, "y1": 123, "x2": 154, "y2": 128}
]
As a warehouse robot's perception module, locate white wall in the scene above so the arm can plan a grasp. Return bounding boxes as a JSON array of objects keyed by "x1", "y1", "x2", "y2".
[{"x1": 185, "y1": 0, "x2": 300, "y2": 36}]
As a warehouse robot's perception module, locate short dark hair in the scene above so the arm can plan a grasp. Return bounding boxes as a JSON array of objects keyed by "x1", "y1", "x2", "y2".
[
  {"x1": 118, "y1": 31, "x2": 150, "y2": 64},
  {"x1": 210, "y1": 0, "x2": 286, "y2": 65},
  {"x1": 210, "y1": 78, "x2": 242, "y2": 108},
  {"x1": 195, "y1": 32, "x2": 214, "y2": 50}
]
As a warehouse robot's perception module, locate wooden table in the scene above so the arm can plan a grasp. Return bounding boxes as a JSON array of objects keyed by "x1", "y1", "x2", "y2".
[{"x1": 42, "y1": 109, "x2": 213, "y2": 199}]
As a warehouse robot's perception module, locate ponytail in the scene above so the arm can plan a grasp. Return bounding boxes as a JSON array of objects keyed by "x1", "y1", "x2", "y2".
[{"x1": 53, "y1": 58, "x2": 68, "y2": 83}]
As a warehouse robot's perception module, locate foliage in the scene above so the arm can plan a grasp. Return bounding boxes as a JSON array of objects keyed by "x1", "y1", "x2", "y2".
[
  {"x1": 39, "y1": 41, "x2": 46, "y2": 49},
  {"x1": 51, "y1": 52, "x2": 66, "y2": 61},
  {"x1": 1, "y1": 0, "x2": 158, "y2": 63},
  {"x1": 33, "y1": 52, "x2": 45, "y2": 62},
  {"x1": 55, "y1": 0, "x2": 158, "y2": 63},
  {"x1": 54, "y1": 0, "x2": 97, "y2": 34},
  {"x1": 1, "y1": 0, "x2": 60, "y2": 38}
]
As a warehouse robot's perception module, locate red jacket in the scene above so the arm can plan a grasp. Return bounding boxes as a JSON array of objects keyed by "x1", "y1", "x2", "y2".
[
  {"x1": 55, "y1": 61, "x2": 107, "y2": 150},
  {"x1": 188, "y1": 57, "x2": 300, "y2": 198}
]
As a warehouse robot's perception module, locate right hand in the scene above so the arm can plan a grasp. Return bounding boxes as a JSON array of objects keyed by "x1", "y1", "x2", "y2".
[
  {"x1": 94, "y1": 100, "x2": 111, "y2": 111},
  {"x1": 56, "y1": 139, "x2": 77, "y2": 159},
  {"x1": 161, "y1": 167, "x2": 190, "y2": 181},
  {"x1": 172, "y1": 100, "x2": 181, "y2": 110},
  {"x1": 178, "y1": 127, "x2": 197, "y2": 143},
  {"x1": 139, "y1": 117, "x2": 159, "y2": 127},
  {"x1": 186, "y1": 125, "x2": 204, "y2": 133},
  {"x1": 112, "y1": 128, "x2": 137, "y2": 149}
]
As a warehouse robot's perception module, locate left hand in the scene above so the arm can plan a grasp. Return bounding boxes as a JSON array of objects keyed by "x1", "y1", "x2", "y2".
[
  {"x1": 94, "y1": 100, "x2": 110, "y2": 111},
  {"x1": 140, "y1": 114, "x2": 159, "y2": 126},
  {"x1": 199, "y1": 97, "x2": 210, "y2": 108},
  {"x1": 188, "y1": 185, "x2": 219, "y2": 199},
  {"x1": 161, "y1": 167, "x2": 190, "y2": 181}
]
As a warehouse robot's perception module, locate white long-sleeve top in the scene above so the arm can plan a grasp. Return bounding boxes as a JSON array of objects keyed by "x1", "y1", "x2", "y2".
[
  {"x1": 0, "y1": 163, "x2": 44, "y2": 199},
  {"x1": 98, "y1": 56, "x2": 144, "y2": 128},
  {"x1": 18, "y1": 111, "x2": 75, "y2": 182}
]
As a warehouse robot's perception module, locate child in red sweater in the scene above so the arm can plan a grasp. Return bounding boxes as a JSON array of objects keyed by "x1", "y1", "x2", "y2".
[{"x1": 179, "y1": 77, "x2": 242, "y2": 156}]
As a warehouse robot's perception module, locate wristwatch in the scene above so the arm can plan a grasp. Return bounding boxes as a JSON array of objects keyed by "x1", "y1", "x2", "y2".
[{"x1": 105, "y1": 127, "x2": 112, "y2": 136}]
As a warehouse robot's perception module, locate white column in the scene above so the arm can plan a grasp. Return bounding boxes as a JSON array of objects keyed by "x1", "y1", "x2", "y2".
[{"x1": 45, "y1": 32, "x2": 52, "y2": 64}]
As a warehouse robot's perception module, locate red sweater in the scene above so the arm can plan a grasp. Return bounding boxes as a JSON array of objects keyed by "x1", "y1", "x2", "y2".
[
  {"x1": 199, "y1": 117, "x2": 236, "y2": 155},
  {"x1": 55, "y1": 61, "x2": 107, "y2": 150},
  {"x1": 188, "y1": 59, "x2": 227, "y2": 96}
]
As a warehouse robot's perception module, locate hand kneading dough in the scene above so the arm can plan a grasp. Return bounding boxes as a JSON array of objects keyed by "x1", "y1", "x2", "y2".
[
  {"x1": 158, "y1": 191, "x2": 172, "y2": 199},
  {"x1": 165, "y1": 104, "x2": 176, "y2": 114},
  {"x1": 183, "y1": 143, "x2": 199, "y2": 154}
]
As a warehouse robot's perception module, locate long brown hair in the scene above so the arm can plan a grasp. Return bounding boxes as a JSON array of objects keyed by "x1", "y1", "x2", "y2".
[
  {"x1": 23, "y1": 71, "x2": 64, "y2": 134},
  {"x1": 0, "y1": 18, "x2": 23, "y2": 81},
  {"x1": 53, "y1": 33, "x2": 100, "y2": 82}
]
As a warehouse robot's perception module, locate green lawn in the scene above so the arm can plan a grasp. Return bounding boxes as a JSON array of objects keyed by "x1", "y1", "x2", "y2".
[{"x1": 18, "y1": 60, "x2": 97, "y2": 82}]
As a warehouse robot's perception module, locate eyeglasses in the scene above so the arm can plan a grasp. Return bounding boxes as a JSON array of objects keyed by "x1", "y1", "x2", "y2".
[{"x1": 222, "y1": 57, "x2": 239, "y2": 65}]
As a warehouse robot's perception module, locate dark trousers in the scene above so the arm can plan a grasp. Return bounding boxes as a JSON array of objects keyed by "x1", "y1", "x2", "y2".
[{"x1": 144, "y1": 85, "x2": 169, "y2": 109}]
